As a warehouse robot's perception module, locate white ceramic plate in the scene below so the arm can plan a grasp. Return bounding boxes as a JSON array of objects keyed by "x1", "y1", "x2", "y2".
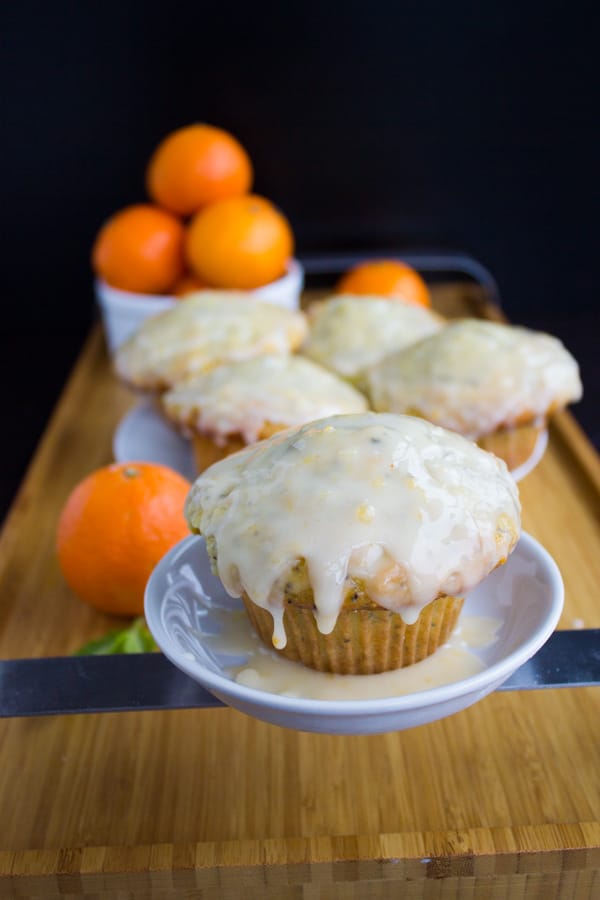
[
  {"x1": 145, "y1": 532, "x2": 564, "y2": 735},
  {"x1": 510, "y1": 426, "x2": 548, "y2": 481},
  {"x1": 113, "y1": 401, "x2": 197, "y2": 481},
  {"x1": 114, "y1": 401, "x2": 549, "y2": 484}
]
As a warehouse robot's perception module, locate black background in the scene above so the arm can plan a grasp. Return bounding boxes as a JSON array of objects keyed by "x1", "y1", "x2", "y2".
[{"x1": 1, "y1": 1, "x2": 598, "y2": 517}]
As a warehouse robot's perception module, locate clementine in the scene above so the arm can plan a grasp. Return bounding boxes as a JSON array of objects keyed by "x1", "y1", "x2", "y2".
[
  {"x1": 335, "y1": 259, "x2": 431, "y2": 307},
  {"x1": 56, "y1": 462, "x2": 191, "y2": 617},
  {"x1": 185, "y1": 194, "x2": 294, "y2": 290},
  {"x1": 171, "y1": 272, "x2": 209, "y2": 297},
  {"x1": 147, "y1": 123, "x2": 253, "y2": 216},
  {"x1": 92, "y1": 204, "x2": 185, "y2": 294}
]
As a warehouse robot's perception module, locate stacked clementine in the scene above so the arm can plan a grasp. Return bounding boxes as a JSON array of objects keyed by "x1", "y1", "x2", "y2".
[{"x1": 92, "y1": 124, "x2": 294, "y2": 297}]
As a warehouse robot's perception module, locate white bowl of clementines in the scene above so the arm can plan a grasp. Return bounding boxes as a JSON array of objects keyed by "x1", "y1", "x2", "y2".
[{"x1": 92, "y1": 124, "x2": 304, "y2": 352}]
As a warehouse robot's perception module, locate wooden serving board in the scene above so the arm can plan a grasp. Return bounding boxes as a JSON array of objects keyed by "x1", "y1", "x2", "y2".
[{"x1": 0, "y1": 283, "x2": 599, "y2": 899}]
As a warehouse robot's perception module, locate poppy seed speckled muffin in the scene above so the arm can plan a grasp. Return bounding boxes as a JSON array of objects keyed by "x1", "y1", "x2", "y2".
[
  {"x1": 185, "y1": 413, "x2": 521, "y2": 675},
  {"x1": 364, "y1": 319, "x2": 582, "y2": 471}
]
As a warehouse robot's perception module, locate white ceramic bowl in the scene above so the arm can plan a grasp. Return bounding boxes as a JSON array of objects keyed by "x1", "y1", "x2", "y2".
[
  {"x1": 145, "y1": 532, "x2": 564, "y2": 735},
  {"x1": 96, "y1": 257, "x2": 304, "y2": 352}
]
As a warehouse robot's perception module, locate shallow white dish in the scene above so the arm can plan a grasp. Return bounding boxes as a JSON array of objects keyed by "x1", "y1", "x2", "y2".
[
  {"x1": 114, "y1": 401, "x2": 548, "y2": 483},
  {"x1": 96, "y1": 257, "x2": 304, "y2": 351},
  {"x1": 510, "y1": 427, "x2": 548, "y2": 481},
  {"x1": 145, "y1": 532, "x2": 564, "y2": 735},
  {"x1": 113, "y1": 401, "x2": 197, "y2": 481}
]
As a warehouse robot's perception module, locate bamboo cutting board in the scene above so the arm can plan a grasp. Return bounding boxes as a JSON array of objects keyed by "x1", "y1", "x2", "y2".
[{"x1": 0, "y1": 283, "x2": 599, "y2": 899}]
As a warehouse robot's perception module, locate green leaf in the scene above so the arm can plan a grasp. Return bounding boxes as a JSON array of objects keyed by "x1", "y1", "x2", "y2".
[{"x1": 74, "y1": 618, "x2": 158, "y2": 655}]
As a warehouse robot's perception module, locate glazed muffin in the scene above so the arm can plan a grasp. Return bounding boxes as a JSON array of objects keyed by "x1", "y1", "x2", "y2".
[
  {"x1": 300, "y1": 294, "x2": 444, "y2": 383},
  {"x1": 364, "y1": 319, "x2": 583, "y2": 471},
  {"x1": 162, "y1": 354, "x2": 368, "y2": 472},
  {"x1": 114, "y1": 291, "x2": 308, "y2": 392},
  {"x1": 185, "y1": 412, "x2": 521, "y2": 675}
]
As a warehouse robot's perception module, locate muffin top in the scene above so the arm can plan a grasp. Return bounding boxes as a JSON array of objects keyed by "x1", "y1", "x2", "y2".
[
  {"x1": 162, "y1": 354, "x2": 368, "y2": 444},
  {"x1": 186, "y1": 412, "x2": 521, "y2": 646},
  {"x1": 114, "y1": 292, "x2": 308, "y2": 391},
  {"x1": 365, "y1": 319, "x2": 582, "y2": 438},
  {"x1": 301, "y1": 295, "x2": 444, "y2": 379}
]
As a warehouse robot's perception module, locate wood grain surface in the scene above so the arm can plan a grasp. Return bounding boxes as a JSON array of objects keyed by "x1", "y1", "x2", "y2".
[{"x1": 0, "y1": 284, "x2": 599, "y2": 899}]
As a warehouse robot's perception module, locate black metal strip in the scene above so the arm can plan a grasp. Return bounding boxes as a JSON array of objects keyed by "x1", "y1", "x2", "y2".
[
  {"x1": 298, "y1": 249, "x2": 502, "y2": 307},
  {"x1": 0, "y1": 653, "x2": 223, "y2": 717},
  {"x1": 0, "y1": 630, "x2": 598, "y2": 718},
  {"x1": 498, "y1": 628, "x2": 600, "y2": 691}
]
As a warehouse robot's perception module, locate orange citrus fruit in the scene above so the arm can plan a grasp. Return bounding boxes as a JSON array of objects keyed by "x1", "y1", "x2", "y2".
[
  {"x1": 335, "y1": 259, "x2": 431, "y2": 307},
  {"x1": 92, "y1": 204, "x2": 185, "y2": 294},
  {"x1": 171, "y1": 272, "x2": 209, "y2": 297},
  {"x1": 146, "y1": 123, "x2": 253, "y2": 216},
  {"x1": 185, "y1": 194, "x2": 294, "y2": 290},
  {"x1": 56, "y1": 462, "x2": 191, "y2": 617}
]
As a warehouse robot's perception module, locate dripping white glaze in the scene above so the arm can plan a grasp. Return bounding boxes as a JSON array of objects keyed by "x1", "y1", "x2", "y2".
[{"x1": 185, "y1": 413, "x2": 521, "y2": 648}]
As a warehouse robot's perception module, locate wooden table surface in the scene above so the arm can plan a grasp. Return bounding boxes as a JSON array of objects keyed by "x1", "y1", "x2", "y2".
[{"x1": 0, "y1": 284, "x2": 599, "y2": 899}]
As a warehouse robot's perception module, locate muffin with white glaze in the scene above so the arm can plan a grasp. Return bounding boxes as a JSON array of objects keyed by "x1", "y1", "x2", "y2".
[
  {"x1": 300, "y1": 294, "x2": 444, "y2": 384},
  {"x1": 114, "y1": 291, "x2": 308, "y2": 393},
  {"x1": 185, "y1": 412, "x2": 521, "y2": 675},
  {"x1": 161, "y1": 354, "x2": 368, "y2": 472},
  {"x1": 364, "y1": 319, "x2": 583, "y2": 471}
]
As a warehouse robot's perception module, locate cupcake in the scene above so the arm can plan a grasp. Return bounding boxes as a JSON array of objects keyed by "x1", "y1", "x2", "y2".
[
  {"x1": 162, "y1": 354, "x2": 368, "y2": 472},
  {"x1": 364, "y1": 319, "x2": 583, "y2": 471},
  {"x1": 185, "y1": 412, "x2": 521, "y2": 675},
  {"x1": 300, "y1": 294, "x2": 444, "y2": 383},
  {"x1": 113, "y1": 291, "x2": 308, "y2": 392}
]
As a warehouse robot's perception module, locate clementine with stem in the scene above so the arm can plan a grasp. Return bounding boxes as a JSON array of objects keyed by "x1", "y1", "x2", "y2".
[
  {"x1": 57, "y1": 462, "x2": 191, "y2": 617},
  {"x1": 185, "y1": 194, "x2": 294, "y2": 290}
]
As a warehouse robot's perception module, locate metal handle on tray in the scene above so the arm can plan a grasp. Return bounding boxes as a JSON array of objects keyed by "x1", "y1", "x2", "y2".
[{"x1": 298, "y1": 249, "x2": 502, "y2": 308}]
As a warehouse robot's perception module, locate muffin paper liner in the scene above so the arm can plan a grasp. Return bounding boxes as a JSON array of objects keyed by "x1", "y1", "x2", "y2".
[
  {"x1": 242, "y1": 594, "x2": 465, "y2": 675},
  {"x1": 191, "y1": 422, "x2": 288, "y2": 473}
]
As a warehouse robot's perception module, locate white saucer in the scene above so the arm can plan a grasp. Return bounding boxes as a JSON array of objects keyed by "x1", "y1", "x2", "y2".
[
  {"x1": 510, "y1": 426, "x2": 548, "y2": 481},
  {"x1": 114, "y1": 402, "x2": 549, "y2": 484},
  {"x1": 145, "y1": 533, "x2": 564, "y2": 735},
  {"x1": 113, "y1": 401, "x2": 197, "y2": 481}
]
